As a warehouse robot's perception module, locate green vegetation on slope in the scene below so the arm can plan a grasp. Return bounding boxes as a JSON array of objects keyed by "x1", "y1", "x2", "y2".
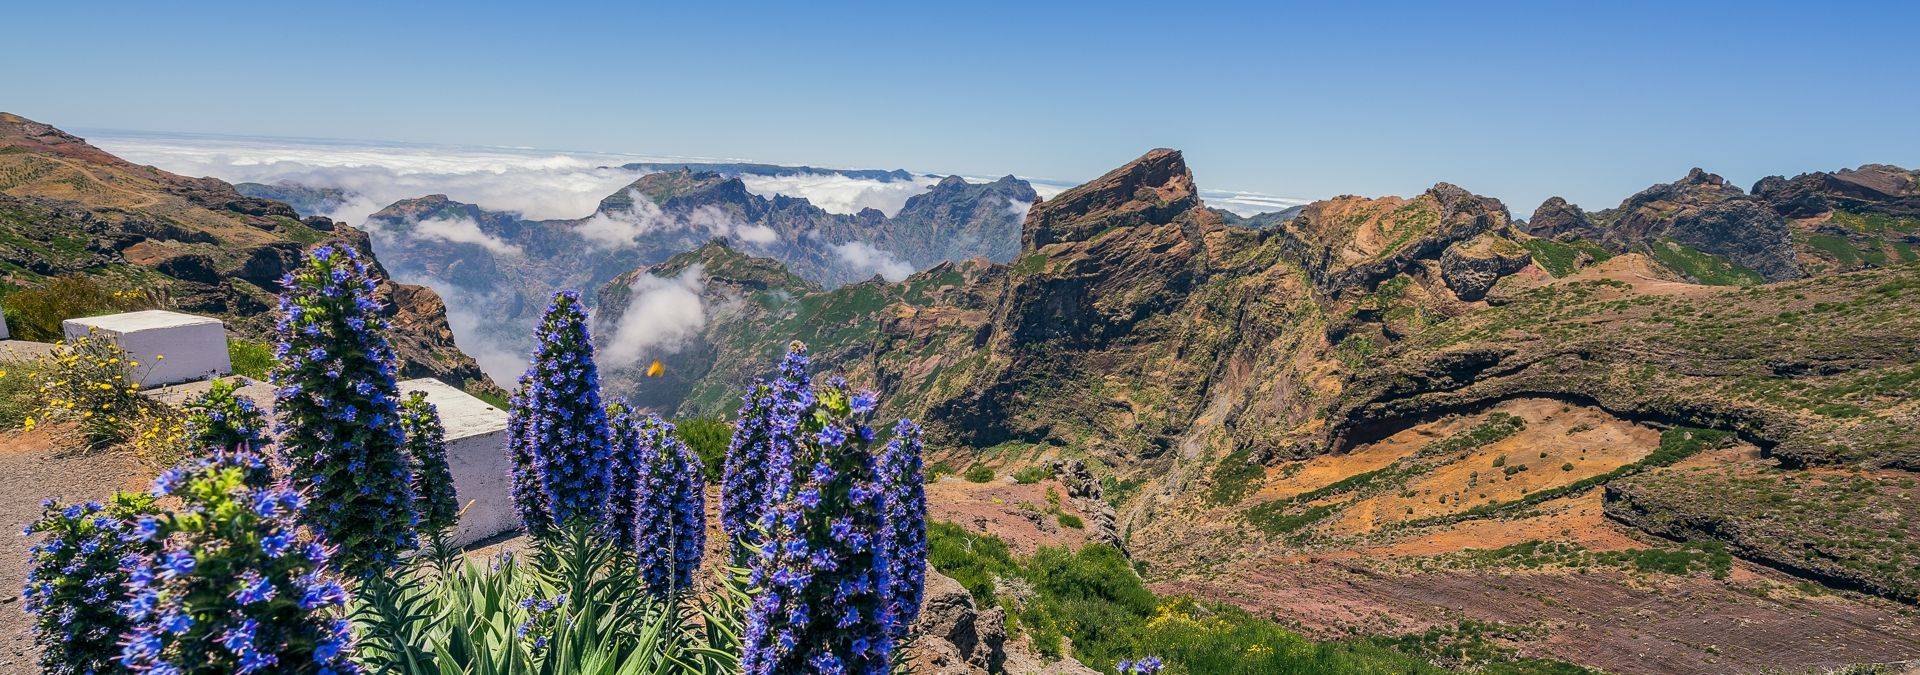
[
  {"x1": 1520, "y1": 238, "x2": 1613, "y2": 277},
  {"x1": 928, "y1": 522, "x2": 1590, "y2": 674},
  {"x1": 1647, "y1": 239, "x2": 1764, "y2": 285}
]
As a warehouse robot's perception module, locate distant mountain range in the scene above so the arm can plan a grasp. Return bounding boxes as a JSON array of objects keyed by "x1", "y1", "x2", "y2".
[
  {"x1": 611, "y1": 161, "x2": 916, "y2": 183},
  {"x1": 236, "y1": 163, "x2": 1042, "y2": 382}
]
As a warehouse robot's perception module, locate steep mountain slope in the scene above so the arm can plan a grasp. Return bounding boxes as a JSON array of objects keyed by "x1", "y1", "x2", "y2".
[
  {"x1": 0, "y1": 113, "x2": 497, "y2": 396},
  {"x1": 606, "y1": 150, "x2": 1920, "y2": 671}
]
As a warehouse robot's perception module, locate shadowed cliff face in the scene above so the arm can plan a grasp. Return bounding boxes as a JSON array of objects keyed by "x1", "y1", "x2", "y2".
[{"x1": 0, "y1": 113, "x2": 499, "y2": 397}]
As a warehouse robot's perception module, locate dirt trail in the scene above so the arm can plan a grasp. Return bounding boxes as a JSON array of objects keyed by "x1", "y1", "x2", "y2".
[{"x1": 0, "y1": 425, "x2": 153, "y2": 671}]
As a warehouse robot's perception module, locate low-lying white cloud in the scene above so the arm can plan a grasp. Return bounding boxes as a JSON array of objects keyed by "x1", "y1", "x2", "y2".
[
  {"x1": 738, "y1": 173, "x2": 939, "y2": 216},
  {"x1": 603, "y1": 266, "x2": 707, "y2": 368},
  {"x1": 90, "y1": 131, "x2": 657, "y2": 224},
  {"x1": 1005, "y1": 196, "x2": 1033, "y2": 223},
  {"x1": 833, "y1": 241, "x2": 913, "y2": 282},
  {"x1": 410, "y1": 216, "x2": 524, "y2": 256},
  {"x1": 572, "y1": 192, "x2": 775, "y2": 251}
]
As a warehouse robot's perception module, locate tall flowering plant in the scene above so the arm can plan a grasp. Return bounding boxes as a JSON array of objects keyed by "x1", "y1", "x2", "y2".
[
  {"x1": 606, "y1": 401, "x2": 646, "y2": 552},
  {"x1": 271, "y1": 244, "x2": 418, "y2": 576},
  {"x1": 609, "y1": 403, "x2": 709, "y2": 597},
  {"x1": 632, "y1": 415, "x2": 707, "y2": 598},
  {"x1": 508, "y1": 290, "x2": 612, "y2": 536},
  {"x1": 21, "y1": 494, "x2": 161, "y2": 675},
  {"x1": 720, "y1": 342, "x2": 812, "y2": 547},
  {"x1": 181, "y1": 379, "x2": 273, "y2": 487},
  {"x1": 400, "y1": 391, "x2": 461, "y2": 541},
  {"x1": 877, "y1": 418, "x2": 927, "y2": 641},
  {"x1": 182, "y1": 378, "x2": 268, "y2": 454},
  {"x1": 740, "y1": 373, "x2": 898, "y2": 674},
  {"x1": 116, "y1": 450, "x2": 357, "y2": 674}
]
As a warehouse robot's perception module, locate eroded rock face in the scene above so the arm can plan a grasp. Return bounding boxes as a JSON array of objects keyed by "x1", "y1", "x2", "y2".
[
  {"x1": 1050, "y1": 459, "x2": 1126, "y2": 554},
  {"x1": 908, "y1": 571, "x2": 1008, "y2": 674},
  {"x1": 1524, "y1": 196, "x2": 1604, "y2": 242},
  {"x1": 1753, "y1": 164, "x2": 1920, "y2": 219},
  {"x1": 1278, "y1": 182, "x2": 1512, "y2": 298},
  {"x1": 1439, "y1": 233, "x2": 1532, "y2": 301},
  {"x1": 1597, "y1": 168, "x2": 1800, "y2": 281}
]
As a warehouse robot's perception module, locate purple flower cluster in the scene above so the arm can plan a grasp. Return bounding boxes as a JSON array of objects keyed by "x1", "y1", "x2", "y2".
[
  {"x1": 631, "y1": 415, "x2": 707, "y2": 598},
  {"x1": 181, "y1": 378, "x2": 268, "y2": 460},
  {"x1": 610, "y1": 402, "x2": 708, "y2": 596},
  {"x1": 720, "y1": 342, "x2": 812, "y2": 547},
  {"x1": 735, "y1": 343, "x2": 925, "y2": 675},
  {"x1": 401, "y1": 391, "x2": 461, "y2": 541},
  {"x1": 21, "y1": 494, "x2": 160, "y2": 675},
  {"x1": 271, "y1": 244, "x2": 419, "y2": 576},
  {"x1": 605, "y1": 402, "x2": 646, "y2": 551},
  {"x1": 1117, "y1": 656, "x2": 1165, "y2": 674},
  {"x1": 508, "y1": 290, "x2": 613, "y2": 536},
  {"x1": 117, "y1": 449, "x2": 358, "y2": 674},
  {"x1": 876, "y1": 418, "x2": 927, "y2": 641}
]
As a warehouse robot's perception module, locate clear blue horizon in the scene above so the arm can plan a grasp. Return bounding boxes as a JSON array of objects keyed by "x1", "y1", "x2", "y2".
[{"x1": 5, "y1": 1, "x2": 1916, "y2": 213}]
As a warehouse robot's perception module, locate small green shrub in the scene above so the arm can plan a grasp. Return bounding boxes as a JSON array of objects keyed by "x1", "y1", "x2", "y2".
[
  {"x1": 964, "y1": 464, "x2": 996, "y2": 483},
  {"x1": 674, "y1": 416, "x2": 732, "y2": 481},
  {"x1": 1058, "y1": 513, "x2": 1085, "y2": 529},
  {"x1": 1013, "y1": 464, "x2": 1053, "y2": 484},
  {"x1": 1208, "y1": 449, "x2": 1265, "y2": 505},
  {"x1": 1, "y1": 274, "x2": 160, "y2": 342},
  {"x1": 226, "y1": 337, "x2": 276, "y2": 379},
  {"x1": 24, "y1": 335, "x2": 158, "y2": 447}
]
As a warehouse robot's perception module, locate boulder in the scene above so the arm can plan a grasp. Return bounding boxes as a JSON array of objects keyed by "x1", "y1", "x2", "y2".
[{"x1": 1440, "y1": 233, "x2": 1534, "y2": 301}]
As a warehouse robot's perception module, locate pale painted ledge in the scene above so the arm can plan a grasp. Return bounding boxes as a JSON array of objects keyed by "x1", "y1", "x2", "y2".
[
  {"x1": 398, "y1": 377, "x2": 521, "y2": 547},
  {"x1": 62, "y1": 310, "x2": 232, "y2": 388}
]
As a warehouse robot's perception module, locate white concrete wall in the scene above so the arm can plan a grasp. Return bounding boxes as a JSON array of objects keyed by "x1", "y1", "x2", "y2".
[
  {"x1": 398, "y1": 378, "x2": 521, "y2": 547},
  {"x1": 62, "y1": 310, "x2": 231, "y2": 388}
]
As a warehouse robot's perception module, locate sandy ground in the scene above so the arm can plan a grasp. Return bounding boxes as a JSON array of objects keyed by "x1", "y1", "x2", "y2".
[{"x1": 0, "y1": 425, "x2": 154, "y2": 672}]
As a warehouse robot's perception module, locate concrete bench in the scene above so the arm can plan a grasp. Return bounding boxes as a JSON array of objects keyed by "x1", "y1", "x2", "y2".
[
  {"x1": 398, "y1": 378, "x2": 520, "y2": 547},
  {"x1": 62, "y1": 310, "x2": 231, "y2": 388}
]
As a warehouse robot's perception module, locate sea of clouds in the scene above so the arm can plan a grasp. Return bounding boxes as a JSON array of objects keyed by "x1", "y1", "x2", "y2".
[{"x1": 85, "y1": 130, "x2": 1303, "y2": 385}]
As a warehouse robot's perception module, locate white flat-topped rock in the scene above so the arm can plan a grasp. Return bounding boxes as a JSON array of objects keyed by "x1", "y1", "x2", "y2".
[
  {"x1": 62, "y1": 310, "x2": 231, "y2": 388},
  {"x1": 0, "y1": 303, "x2": 9, "y2": 340},
  {"x1": 398, "y1": 378, "x2": 519, "y2": 547}
]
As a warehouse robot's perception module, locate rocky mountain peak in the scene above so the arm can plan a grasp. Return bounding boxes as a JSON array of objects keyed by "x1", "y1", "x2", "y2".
[
  {"x1": 1524, "y1": 196, "x2": 1602, "y2": 241},
  {"x1": 1021, "y1": 148, "x2": 1195, "y2": 250},
  {"x1": 1753, "y1": 163, "x2": 1920, "y2": 219},
  {"x1": 607, "y1": 169, "x2": 752, "y2": 213}
]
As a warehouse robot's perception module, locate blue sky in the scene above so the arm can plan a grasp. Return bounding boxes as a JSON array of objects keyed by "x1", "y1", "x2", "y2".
[{"x1": 4, "y1": 1, "x2": 1916, "y2": 212}]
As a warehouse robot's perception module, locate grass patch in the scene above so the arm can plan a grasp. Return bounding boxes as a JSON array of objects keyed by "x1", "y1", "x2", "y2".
[
  {"x1": 0, "y1": 274, "x2": 162, "y2": 341},
  {"x1": 1647, "y1": 239, "x2": 1763, "y2": 286},
  {"x1": 1207, "y1": 448, "x2": 1265, "y2": 505},
  {"x1": 1246, "y1": 502, "x2": 1339, "y2": 536},
  {"x1": 1521, "y1": 238, "x2": 1614, "y2": 277},
  {"x1": 1430, "y1": 539, "x2": 1731, "y2": 578},
  {"x1": 673, "y1": 416, "x2": 732, "y2": 481},
  {"x1": 1057, "y1": 513, "x2": 1084, "y2": 529},
  {"x1": 226, "y1": 338, "x2": 276, "y2": 380},
  {"x1": 1013, "y1": 464, "x2": 1052, "y2": 484},
  {"x1": 927, "y1": 523, "x2": 1584, "y2": 674},
  {"x1": 963, "y1": 463, "x2": 996, "y2": 483}
]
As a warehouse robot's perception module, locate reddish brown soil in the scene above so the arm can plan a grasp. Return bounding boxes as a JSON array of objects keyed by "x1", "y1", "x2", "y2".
[{"x1": 927, "y1": 477, "x2": 1089, "y2": 556}]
